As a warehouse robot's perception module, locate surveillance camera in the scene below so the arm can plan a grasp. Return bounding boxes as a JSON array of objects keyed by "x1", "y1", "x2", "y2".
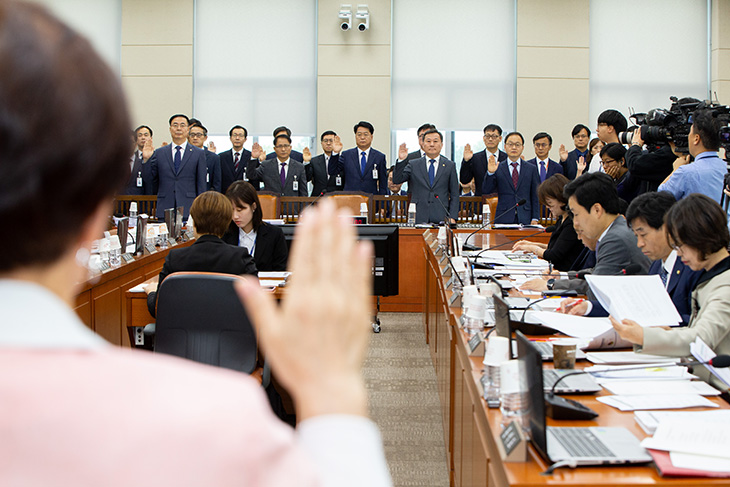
[
  {"x1": 357, "y1": 22, "x2": 367, "y2": 31},
  {"x1": 339, "y1": 5, "x2": 352, "y2": 32},
  {"x1": 341, "y1": 21, "x2": 351, "y2": 31},
  {"x1": 355, "y1": 5, "x2": 369, "y2": 32}
]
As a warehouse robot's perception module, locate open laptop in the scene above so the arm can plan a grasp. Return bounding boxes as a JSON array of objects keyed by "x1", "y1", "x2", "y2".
[{"x1": 516, "y1": 331, "x2": 652, "y2": 467}]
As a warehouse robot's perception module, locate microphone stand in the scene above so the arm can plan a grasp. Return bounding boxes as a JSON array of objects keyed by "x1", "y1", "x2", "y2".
[{"x1": 462, "y1": 199, "x2": 527, "y2": 251}]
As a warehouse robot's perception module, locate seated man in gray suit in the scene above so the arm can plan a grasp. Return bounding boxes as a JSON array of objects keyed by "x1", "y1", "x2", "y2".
[
  {"x1": 521, "y1": 172, "x2": 650, "y2": 294},
  {"x1": 248, "y1": 134, "x2": 307, "y2": 196},
  {"x1": 393, "y1": 128, "x2": 459, "y2": 224}
]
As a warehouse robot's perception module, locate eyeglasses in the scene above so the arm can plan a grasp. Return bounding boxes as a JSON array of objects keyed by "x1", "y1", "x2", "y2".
[
  {"x1": 601, "y1": 158, "x2": 617, "y2": 166},
  {"x1": 505, "y1": 142, "x2": 523, "y2": 148},
  {"x1": 275, "y1": 144, "x2": 291, "y2": 149},
  {"x1": 534, "y1": 143, "x2": 550, "y2": 149},
  {"x1": 672, "y1": 243, "x2": 685, "y2": 252},
  {"x1": 484, "y1": 134, "x2": 501, "y2": 140},
  {"x1": 189, "y1": 132, "x2": 206, "y2": 138}
]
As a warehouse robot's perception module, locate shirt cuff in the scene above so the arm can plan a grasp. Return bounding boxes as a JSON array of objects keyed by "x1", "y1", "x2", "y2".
[{"x1": 583, "y1": 301, "x2": 593, "y2": 315}]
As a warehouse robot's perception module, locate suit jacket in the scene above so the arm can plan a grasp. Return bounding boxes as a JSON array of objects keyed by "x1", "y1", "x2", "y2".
[
  {"x1": 541, "y1": 214, "x2": 584, "y2": 272},
  {"x1": 204, "y1": 148, "x2": 221, "y2": 192},
  {"x1": 393, "y1": 155, "x2": 459, "y2": 224},
  {"x1": 150, "y1": 143, "x2": 207, "y2": 219},
  {"x1": 482, "y1": 160, "x2": 540, "y2": 224},
  {"x1": 588, "y1": 256, "x2": 702, "y2": 326},
  {"x1": 267, "y1": 149, "x2": 303, "y2": 162},
  {"x1": 220, "y1": 148, "x2": 258, "y2": 194},
  {"x1": 121, "y1": 153, "x2": 153, "y2": 195},
  {"x1": 525, "y1": 157, "x2": 564, "y2": 183},
  {"x1": 222, "y1": 221, "x2": 289, "y2": 272},
  {"x1": 306, "y1": 153, "x2": 342, "y2": 196},
  {"x1": 459, "y1": 149, "x2": 508, "y2": 196},
  {"x1": 406, "y1": 150, "x2": 424, "y2": 161},
  {"x1": 247, "y1": 158, "x2": 308, "y2": 196},
  {"x1": 147, "y1": 234, "x2": 258, "y2": 316},
  {"x1": 625, "y1": 144, "x2": 675, "y2": 194},
  {"x1": 561, "y1": 148, "x2": 589, "y2": 180},
  {"x1": 592, "y1": 215, "x2": 650, "y2": 276},
  {"x1": 329, "y1": 147, "x2": 387, "y2": 195}
]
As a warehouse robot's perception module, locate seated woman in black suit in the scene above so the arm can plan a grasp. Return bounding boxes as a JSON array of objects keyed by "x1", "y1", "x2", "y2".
[
  {"x1": 222, "y1": 181, "x2": 289, "y2": 272},
  {"x1": 145, "y1": 191, "x2": 257, "y2": 317},
  {"x1": 512, "y1": 174, "x2": 585, "y2": 271}
]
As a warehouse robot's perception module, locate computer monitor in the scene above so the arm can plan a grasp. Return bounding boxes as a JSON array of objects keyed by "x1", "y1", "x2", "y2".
[{"x1": 280, "y1": 224, "x2": 399, "y2": 297}]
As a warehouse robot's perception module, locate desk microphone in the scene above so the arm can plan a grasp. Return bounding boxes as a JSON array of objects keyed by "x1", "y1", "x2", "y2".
[
  {"x1": 434, "y1": 194, "x2": 456, "y2": 228},
  {"x1": 545, "y1": 355, "x2": 730, "y2": 420},
  {"x1": 564, "y1": 263, "x2": 642, "y2": 280},
  {"x1": 472, "y1": 228, "x2": 547, "y2": 259},
  {"x1": 462, "y1": 199, "x2": 527, "y2": 251}
]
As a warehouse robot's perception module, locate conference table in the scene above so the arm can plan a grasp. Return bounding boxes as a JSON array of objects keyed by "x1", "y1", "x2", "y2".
[{"x1": 421, "y1": 229, "x2": 730, "y2": 487}]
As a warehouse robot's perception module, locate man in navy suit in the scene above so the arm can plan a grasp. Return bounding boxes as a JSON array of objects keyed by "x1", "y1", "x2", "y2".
[
  {"x1": 265, "y1": 126, "x2": 303, "y2": 162},
  {"x1": 567, "y1": 191, "x2": 701, "y2": 326},
  {"x1": 329, "y1": 121, "x2": 387, "y2": 195},
  {"x1": 219, "y1": 125, "x2": 259, "y2": 194},
  {"x1": 303, "y1": 130, "x2": 343, "y2": 196},
  {"x1": 149, "y1": 114, "x2": 207, "y2": 220},
  {"x1": 525, "y1": 132, "x2": 563, "y2": 183},
  {"x1": 188, "y1": 121, "x2": 221, "y2": 192},
  {"x1": 482, "y1": 132, "x2": 540, "y2": 225},
  {"x1": 460, "y1": 124, "x2": 508, "y2": 197},
  {"x1": 558, "y1": 124, "x2": 591, "y2": 180},
  {"x1": 121, "y1": 125, "x2": 154, "y2": 195}
]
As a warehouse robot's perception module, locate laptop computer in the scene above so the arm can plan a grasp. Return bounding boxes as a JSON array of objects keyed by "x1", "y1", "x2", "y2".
[{"x1": 516, "y1": 330, "x2": 652, "y2": 467}]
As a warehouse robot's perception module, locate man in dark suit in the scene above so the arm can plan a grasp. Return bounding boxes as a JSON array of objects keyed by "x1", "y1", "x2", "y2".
[
  {"x1": 558, "y1": 124, "x2": 591, "y2": 180},
  {"x1": 393, "y1": 129, "x2": 459, "y2": 224},
  {"x1": 149, "y1": 114, "x2": 207, "y2": 220},
  {"x1": 188, "y1": 121, "x2": 221, "y2": 192},
  {"x1": 219, "y1": 125, "x2": 259, "y2": 194},
  {"x1": 328, "y1": 121, "x2": 387, "y2": 195},
  {"x1": 248, "y1": 134, "x2": 307, "y2": 196},
  {"x1": 303, "y1": 130, "x2": 343, "y2": 196},
  {"x1": 460, "y1": 123, "x2": 508, "y2": 197},
  {"x1": 525, "y1": 132, "x2": 563, "y2": 183},
  {"x1": 405, "y1": 123, "x2": 436, "y2": 161},
  {"x1": 482, "y1": 132, "x2": 540, "y2": 225},
  {"x1": 265, "y1": 126, "x2": 303, "y2": 162},
  {"x1": 121, "y1": 125, "x2": 154, "y2": 195}
]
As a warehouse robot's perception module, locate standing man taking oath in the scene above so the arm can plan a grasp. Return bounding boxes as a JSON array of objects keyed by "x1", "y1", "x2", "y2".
[
  {"x1": 525, "y1": 132, "x2": 563, "y2": 183},
  {"x1": 460, "y1": 123, "x2": 508, "y2": 197},
  {"x1": 266, "y1": 126, "x2": 304, "y2": 162},
  {"x1": 558, "y1": 124, "x2": 591, "y2": 180},
  {"x1": 303, "y1": 130, "x2": 343, "y2": 196},
  {"x1": 149, "y1": 114, "x2": 207, "y2": 220},
  {"x1": 406, "y1": 123, "x2": 436, "y2": 161},
  {"x1": 122, "y1": 126, "x2": 154, "y2": 195},
  {"x1": 328, "y1": 121, "x2": 388, "y2": 194},
  {"x1": 219, "y1": 125, "x2": 255, "y2": 194},
  {"x1": 393, "y1": 128, "x2": 460, "y2": 224},
  {"x1": 188, "y1": 121, "x2": 221, "y2": 192},
  {"x1": 482, "y1": 131, "x2": 540, "y2": 225},
  {"x1": 248, "y1": 134, "x2": 308, "y2": 196}
]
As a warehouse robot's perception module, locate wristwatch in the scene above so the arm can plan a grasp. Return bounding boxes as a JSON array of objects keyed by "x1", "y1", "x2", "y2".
[{"x1": 546, "y1": 278, "x2": 556, "y2": 290}]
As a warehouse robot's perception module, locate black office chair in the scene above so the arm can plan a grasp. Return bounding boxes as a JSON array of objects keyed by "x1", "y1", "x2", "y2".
[{"x1": 153, "y1": 271, "x2": 268, "y2": 385}]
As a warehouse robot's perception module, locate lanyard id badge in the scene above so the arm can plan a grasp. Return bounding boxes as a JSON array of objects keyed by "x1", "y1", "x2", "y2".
[
  {"x1": 292, "y1": 176, "x2": 299, "y2": 192},
  {"x1": 336, "y1": 174, "x2": 342, "y2": 186},
  {"x1": 136, "y1": 171, "x2": 143, "y2": 188},
  {"x1": 372, "y1": 167, "x2": 378, "y2": 180}
]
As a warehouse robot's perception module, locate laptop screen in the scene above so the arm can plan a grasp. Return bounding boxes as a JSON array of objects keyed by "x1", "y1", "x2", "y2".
[
  {"x1": 516, "y1": 330, "x2": 550, "y2": 462},
  {"x1": 493, "y1": 295, "x2": 513, "y2": 359}
]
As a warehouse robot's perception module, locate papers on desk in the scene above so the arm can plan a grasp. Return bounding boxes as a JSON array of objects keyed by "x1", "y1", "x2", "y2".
[
  {"x1": 258, "y1": 271, "x2": 291, "y2": 280},
  {"x1": 641, "y1": 419, "x2": 730, "y2": 459},
  {"x1": 600, "y1": 380, "x2": 719, "y2": 396},
  {"x1": 634, "y1": 410, "x2": 730, "y2": 435},
  {"x1": 690, "y1": 336, "x2": 730, "y2": 388},
  {"x1": 585, "y1": 274, "x2": 682, "y2": 327},
  {"x1": 128, "y1": 283, "x2": 147, "y2": 293},
  {"x1": 597, "y1": 394, "x2": 718, "y2": 411},
  {"x1": 528, "y1": 311, "x2": 612, "y2": 338},
  {"x1": 473, "y1": 250, "x2": 549, "y2": 270},
  {"x1": 587, "y1": 363, "x2": 693, "y2": 380},
  {"x1": 585, "y1": 351, "x2": 681, "y2": 365}
]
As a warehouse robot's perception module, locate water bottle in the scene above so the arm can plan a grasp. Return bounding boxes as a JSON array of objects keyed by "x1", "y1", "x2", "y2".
[
  {"x1": 451, "y1": 256, "x2": 470, "y2": 292},
  {"x1": 360, "y1": 202, "x2": 368, "y2": 220},
  {"x1": 500, "y1": 360, "x2": 529, "y2": 434},
  {"x1": 407, "y1": 203, "x2": 416, "y2": 226},
  {"x1": 129, "y1": 201, "x2": 138, "y2": 228},
  {"x1": 463, "y1": 294, "x2": 486, "y2": 337},
  {"x1": 482, "y1": 203, "x2": 491, "y2": 229},
  {"x1": 109, "y1": 235, "x2": 122, "y2": 267},
  {"x1": 482, "y1": 336, "x2": 509, "y2": 407},
  {"x1": 99, "y1": 237, "x2": 110, "y2": 263}
]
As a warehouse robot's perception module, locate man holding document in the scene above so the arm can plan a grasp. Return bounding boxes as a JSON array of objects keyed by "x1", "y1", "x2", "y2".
[
  {"x1": 607, "y1": 195, "x2": 730, "y2": 388},
  {"x1": 562, "y1": 192, "x2": 702, "y2": 326}
]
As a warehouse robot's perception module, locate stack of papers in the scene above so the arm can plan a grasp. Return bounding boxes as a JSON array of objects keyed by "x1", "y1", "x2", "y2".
[
  {"x1": 586, "y1": 363, "x2": 691, "y2": 380},
  {"x1": 597, "y1": 394, "x2": 718, "y2": 411},
  {"x1": 600, "y1": 380, "x2": 719, "y2": 396},
  {"x1": 586, "y1": 351, "x2": 681, "y2": 365},
  {"x1": 474, "y1": 250, "x2": 549, "y2": 270},
  {"x1": 635, "y1": 410, "x2": 730, "y2": 435}
]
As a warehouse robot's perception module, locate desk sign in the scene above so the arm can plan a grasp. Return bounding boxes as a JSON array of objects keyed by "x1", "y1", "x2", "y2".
[
  {"x1": 468, "y1": 330, "x2": 486, "y2": 356},
  {"x1": 439, "y1": 252, "x2": 448, "y2": 264},
  {"x1": 441, "y1": 264, "x2": 451, "y2": 277},
  {"x1": 449, "y1": 292, "x2": 461, "y2": 308},
  {"x1": 430, "y1": 240, "x2": 439, "y2": 250},
  {"x1": 145, "y1": 243, "x2": 156, "y2": 254},
  {"x1": 499, "y1": 421, "x2": 527, "y2": 462},
  {"x1": 422, "y1": 230, "x2": 431, "y2": 238},
  {"x1": 121, "y1": 253, "x2": 134, "y2": 263},
  {"x1": 446, "y1": 275, "x2": 456, "y2": 289},
  {"x1": 167, "y1": 237, "x2": 177, "y2": 247},
  {"x1": 185, "y1": 229, "x2": 195, "y2": 240},
  {"x1": 98, "y1": 261, "x2": 111, "y2": 273}
]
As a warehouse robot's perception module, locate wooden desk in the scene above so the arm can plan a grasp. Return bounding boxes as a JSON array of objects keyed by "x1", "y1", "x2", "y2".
[{"x1": 422, "y1": 230, "x2": 730, "y2": 487}]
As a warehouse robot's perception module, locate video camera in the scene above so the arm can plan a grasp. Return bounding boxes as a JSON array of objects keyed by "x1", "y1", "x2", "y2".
[{"x1": 618, "y1": 96, "x2": 730, "y2": 155}]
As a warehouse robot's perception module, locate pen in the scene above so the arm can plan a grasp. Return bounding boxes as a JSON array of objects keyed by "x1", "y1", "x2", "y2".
[{"x1": 564, "y1": 298, "x2": 584, "y2": 310}]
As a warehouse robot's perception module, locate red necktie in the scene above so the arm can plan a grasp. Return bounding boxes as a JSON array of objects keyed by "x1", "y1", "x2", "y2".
[{"x1": 511, "y1": 162, "x2": 519, "y2": 188}]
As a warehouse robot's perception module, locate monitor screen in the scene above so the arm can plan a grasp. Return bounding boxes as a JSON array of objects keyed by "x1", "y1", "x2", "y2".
[
  {"x1": 516, "y1": 330, "x2": 549, "y2": 461},
  {"x1": 493, "y1": 295, "x2": 514, "y2": 359}
]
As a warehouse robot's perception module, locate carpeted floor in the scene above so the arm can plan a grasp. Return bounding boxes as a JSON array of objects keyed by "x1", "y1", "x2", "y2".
[{"x1": 364, "y1": 312, "x2": 450, "y2": 487}]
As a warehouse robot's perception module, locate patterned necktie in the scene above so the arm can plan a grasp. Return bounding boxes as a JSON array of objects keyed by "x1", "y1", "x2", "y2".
[
  {"x1": 659, "y1": 265, "x2": 669, "y2": 286},
  {"x1": 280, "y1": 162, "x2": 287, "y2": 190},
  {"x1": 539, "y1": 161, "x2": 546, "y2": 182},
  {"x1": 234, "y1": 152, "x2": 240, "y2": 172},
  {"x1": 360, "y1": 151, "x2": 367, "y2": 176},
  {"x1": 174, "y1": 145, "x2": 182, "y2": 173},
  {"x1": 428, "y1": 159, "x2": 436, "y2": 186},
  {"x1": 511, "y1": 162, "x2": 519, "y2": 188}
]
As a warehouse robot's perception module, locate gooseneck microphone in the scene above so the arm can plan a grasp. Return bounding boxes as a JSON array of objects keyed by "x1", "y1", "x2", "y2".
[
  {"x1": 472, "y1": 228, "x2": 547, "y2": 258},
  {"x1": 434, "y1": 194, "x2": 455, "y2": 228},
  {"x1": 462, "y1": 199, "x2": 528, "y2": 251}
]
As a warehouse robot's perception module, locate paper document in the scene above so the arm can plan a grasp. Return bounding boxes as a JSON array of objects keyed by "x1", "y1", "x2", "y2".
[
  {"x1": 690, "y1": 337, "x2": 730, "y2": 388},
  {"x1": 585, "y1": 351, "x2": 681, "y2": 365},
  {"x1": 258, "y1": 271, "x2": 291, "y2": 280},
  {"x1": 128, "y1": 283, "x2": 146, "y2": 293},
  {"x1": 587, "y1": 363, "x2": 691, "y2": 379},
  {"x1": 528, "y1": 311, "x2": 613, "y2": 338},
  {"x1": 600, "y1": 380, "x2": 719, "y2": 396},
  {"x1": 474, "y1": 250, "x2": 548, "y2": 269},
  {"x1": 597, "y1": 394, "x2": 718, "y2": 411},
  {"x1": 634, "y1": 410, "x2": 730, "y2": 435},
  {"x1": 671, "y1": 452, "x2": 730, "y2": 473},
  {"x1": 641, "y1": 420, "x2": 730, "y2": 459},
  {"x1": 585, "y1": 274, "x2": 682, "y2": 326}
]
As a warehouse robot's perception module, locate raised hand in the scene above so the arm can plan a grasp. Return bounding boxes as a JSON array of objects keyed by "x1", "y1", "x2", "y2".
[
  {"x1": 207, "y1": 140, "x2": 217, "y2": 153},
  {"x1": 398, "y1": 142, "x2": 408, "y2": 161},
  {"x1": 251, "y1": 142, "x2": 264, "y2": 161},
  {"x1": 303, "y1": 146, "x2": 312, "y2": 163},
  {"x1": 463, "y1": 143, "x2": 473, "y2": 162},
  {"x1": 576, "y1": 155, "x2": 586, "y2": 176},
  {"x1": 142, "y1": 139, "x2": 154, "y2": 161},
  {"x1": 559, "y1": 143, "x2": 568, "y2": 162},
  {"x1": 333, "y1": 135, "x2": 343, "y2": 154},
  {"x1": 487, "y1": 154, "x2": 498, "y2": 173}
]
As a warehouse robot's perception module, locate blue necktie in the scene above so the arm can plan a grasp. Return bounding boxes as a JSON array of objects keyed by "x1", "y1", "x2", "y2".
[
  {"x1": 539, "y1": 161, "x2": 546, "y2": 182},
  {"x1": 174, "y1": 145, "x2": 182, "y2": 173},
  {"x1": 659, "y1": 265, "x2": 669, "y2": 286},
  {"x1": 428, "y1": 159, "x2": 436, "y2": 186},
  {"x1": 360, "y1": 151, "x2": 367, "y2": 176}
]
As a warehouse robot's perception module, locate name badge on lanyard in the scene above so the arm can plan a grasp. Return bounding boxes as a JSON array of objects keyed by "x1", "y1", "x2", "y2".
[
  {"x1": 372, "y1": 168, "x2": 378, "y2": 180},
  {"x1": 292, "y1": 176, "x2": 298, "y2": 192},
  {"x1": 136, "y1": 171, "x2": 143, "y2": 188},
  {"x1": 206, "y1": 172, "x2": 210, "y2": 183},
  {"x1": 336, "y1": 174, "x2": 342, "y2": 186}
]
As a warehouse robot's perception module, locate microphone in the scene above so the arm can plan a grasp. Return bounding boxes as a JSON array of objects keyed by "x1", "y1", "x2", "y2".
[
  {"x1": 434, "y1": 194, "x2": 455, "y2": 228},
  {"x1": 565, "y1": 264, "x2": 643, "y2": 280},
  {"x1": 544, "y1": 224, "x2": 557, "y2": 233},
  {"x1": 621, "y1": 263, "x2": 643, "y2": 275},
  {"x1": 309, "y1": 191, "x2": 326, "y2": 206},
  {"x1": 472, "y1": 228, "x2": 547, "y2": 259},
  {"x1": 462, "y1": 199, "x2": 527, "y2": 251}
]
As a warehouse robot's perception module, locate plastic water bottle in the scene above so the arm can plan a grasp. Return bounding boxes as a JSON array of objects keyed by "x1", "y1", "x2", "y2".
[
  {"x1": 463, "y1": 294, "x2": 486, "y2": 337},
  {"x1": 407, "y1": 203, "x2": 416, "y2": 226},
  {"x1": 500, "y1": 360, "x2": 528, "y2": 433},
  {"x1": 109, "y1": 235, "x2": 122, "y2": 267},
  {"x1": 129, "y1": 201, "x2": 138, "y2": 228},
  {"x1": 482, "y1": 204, "x2": 491, "y2": 229},
  {"x1": 482, "y1": 336, "x2": 510, "y2": 408},
  {"x1": 360, "y1": 202, "x2": 368, "y2": 220}
]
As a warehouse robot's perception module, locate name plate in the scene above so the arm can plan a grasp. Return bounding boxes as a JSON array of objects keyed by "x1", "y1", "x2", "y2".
[
  {"x1": 468, "y1": 330, "x2": 486, "y2": 356},
  {"x1": 439, "y1": 252, "x2": 448, "y2": 264},
  {"x1": 449, "y1": 292, "x2": 461, "y2": 308},
  {"x1": 185, "y1": 229, "x2": 195, "y2": 240},
  {"x1": 98, "y1": 261, "x2": 111, "y2": 272},
  {"x1": 441, "y1": 265, "x2": 451, "y2": 276},
  {"x1": 499, "y1": 421, "x2": 527, "y2": 462},
  {"x1": 446, "y1": 275, "x2": 455, "y2": 289},
  {"x1": 121, "y1": 253, "x2": 134, "y2": 263},
  {"x1": 145, "y1": 243, "x2": 156, "y2": 254},
  {"x1": 168, "y1": 237, "x2": 177, "y2": 247}
]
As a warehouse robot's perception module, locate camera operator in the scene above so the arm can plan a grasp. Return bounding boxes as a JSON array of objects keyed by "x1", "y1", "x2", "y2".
[
  {"x1": 658, "y1": 109, "x2": 727, "y2": 203},
  {"x1": 624, "y1": 126, "x2": 676, "y2": 194}
]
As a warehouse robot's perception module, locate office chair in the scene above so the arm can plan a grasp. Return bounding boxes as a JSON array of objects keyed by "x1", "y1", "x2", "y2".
[{"x1": 153, "y1": 271, "x2": 268, "y2": 385}]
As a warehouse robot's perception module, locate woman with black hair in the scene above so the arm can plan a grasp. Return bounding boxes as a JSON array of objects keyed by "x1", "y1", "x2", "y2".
[{"x1": 600, "y1": 142, "x2": 640, "y2": 204}]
